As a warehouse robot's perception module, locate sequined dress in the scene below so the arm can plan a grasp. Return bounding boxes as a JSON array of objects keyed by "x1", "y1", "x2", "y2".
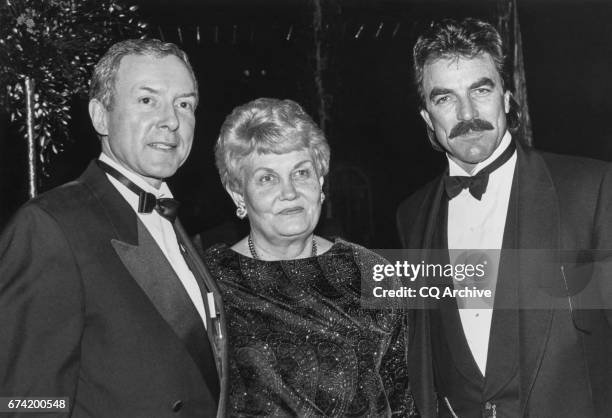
[{"x1": 204, "y1": 239, "x2": 417, "y2": 417}]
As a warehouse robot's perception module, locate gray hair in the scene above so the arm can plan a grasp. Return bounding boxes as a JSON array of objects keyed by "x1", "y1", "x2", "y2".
[{"x1": 89, "y1": 38, "x2": 198, "y2": 109}]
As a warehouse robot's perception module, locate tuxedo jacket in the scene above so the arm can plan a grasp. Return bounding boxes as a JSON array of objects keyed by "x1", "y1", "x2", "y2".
[
  {"x1": 0, "y1": 161, "x2": 228, "y2": 417},
  {"x1": 397, "y1": 142, "x2": 612, "y2": 418}
]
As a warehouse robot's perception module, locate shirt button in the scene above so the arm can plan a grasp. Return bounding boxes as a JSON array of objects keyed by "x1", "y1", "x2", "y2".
[
  {"x1": 484, "y1": 401, "x2": 497, "y2": 417},
  {"x1": 172, "y1": 400, "x2": 184, "y2": 412}
]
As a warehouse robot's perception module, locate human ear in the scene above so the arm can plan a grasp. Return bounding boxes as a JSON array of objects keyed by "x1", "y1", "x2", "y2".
[
  {"x1": 226, "y1": 186, "x2": 246, "y2": 209},
  {"x1": 420, "y1": 108, "x2": 434, "y2": 131},
  {"x1": 89, "y1": 99, "x2": 109, "y2": 136},
  {"x1": 504, "y1": 91, "x2": 511, "y2": 114}
]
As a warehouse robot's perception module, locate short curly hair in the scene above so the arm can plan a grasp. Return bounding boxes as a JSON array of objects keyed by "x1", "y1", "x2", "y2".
[{"x1": 215, "y1": 98, "x2": 330, "y2": 192}]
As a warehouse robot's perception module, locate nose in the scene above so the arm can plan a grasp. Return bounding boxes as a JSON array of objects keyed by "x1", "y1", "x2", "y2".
[
  {"x1": 158, "y1": 102, "x2": 179, "y2": 131},
  {"x1": 457, "y1": 96, "x2": 478, "y2": 121},
  {"x1": 280, "y1": 179, "x2": 297, "y2": 200}
]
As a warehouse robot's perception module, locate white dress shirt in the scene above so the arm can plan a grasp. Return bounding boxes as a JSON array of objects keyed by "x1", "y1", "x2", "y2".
[
  {"x1": 99, "y1": 153, "x2": 208, "y2": 329},
  {"x1": 446, "y1": 131, "x2": 516, "y2": 375}
]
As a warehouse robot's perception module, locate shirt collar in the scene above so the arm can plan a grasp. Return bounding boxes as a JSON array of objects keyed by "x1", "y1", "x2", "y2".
[
  {"x1": 447, "y1": 130, "x2": 512, "y2": 176},
  {"x1": 98, "y1": 152, "x2": 172, "y2": 198}
]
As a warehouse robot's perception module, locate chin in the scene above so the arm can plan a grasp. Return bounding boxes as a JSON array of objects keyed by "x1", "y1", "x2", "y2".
[
  {"x1": 464, "y1": 145, "x2": 495, "y2": 162},
  {"x1": 144, "y1": 165, "x2": 180, "y2": 180},
  {"x1": 466, "y1": 153, "x2": 488, "y2": 163},
  {"x1": 277, "y1": 225, "x2": 313, "y2": 238}
]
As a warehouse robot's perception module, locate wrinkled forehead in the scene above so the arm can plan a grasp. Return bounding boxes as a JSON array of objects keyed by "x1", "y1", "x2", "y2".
[
  {"x1": 113, "y1": 53, "x2": 198, "y2": 101},
  {"x1": 116, "y1": 53, "x2": 191, "y2": 81},
  {"x1": 239, "y1": 148, "x2": 314, "y2": 177},
  {"x1": 422, "y1": 52, "x2": 503, "y2": 91}
]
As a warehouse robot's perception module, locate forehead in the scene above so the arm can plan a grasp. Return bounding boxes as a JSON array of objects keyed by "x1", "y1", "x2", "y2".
[
  {"x1": 246, "y1": 149, "x2": 314, "y2": 172},
  {"x1": 114, "y1": 53, "x2": 195, "y2": 91},
  {"x1": 422, "y1": 53, "x2": 502, "y2": 92}
]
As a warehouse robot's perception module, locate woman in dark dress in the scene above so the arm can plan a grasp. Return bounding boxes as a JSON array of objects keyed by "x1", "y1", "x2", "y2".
[{"x1": 204, "y1": 98, "x2": 416, "y2": 417}]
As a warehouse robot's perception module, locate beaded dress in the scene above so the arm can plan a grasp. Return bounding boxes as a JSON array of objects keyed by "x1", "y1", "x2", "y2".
[{"x1": 204, "y1": 239, "x2": 417, "y2": 417}]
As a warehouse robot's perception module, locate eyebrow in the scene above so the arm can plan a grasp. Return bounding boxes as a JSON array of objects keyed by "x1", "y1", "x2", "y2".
[
  {"x1": 137, "y1": 86, "x2": 160, "y2": 95},
  {"x1": 137, "y1": 86, "x2": 198, "y2": 100},
  {"x1": 252, "y1": 160, "x2": 313, "y2": 173},
  {"x1": 469, "y1": 77, "x2": 495, "y2": 90},
  {"x1": 428, "y1": 77, "x2": 497, "y2": 102},
  {"x1": 429, "y1": 87, "x2": 453, "y2": 101},
  {"x1": 293, "y1": 160, "x2": 314, "y2": 168},
  {"x1": 176, "y1": 92, "x2": 198, "y2": 101}
]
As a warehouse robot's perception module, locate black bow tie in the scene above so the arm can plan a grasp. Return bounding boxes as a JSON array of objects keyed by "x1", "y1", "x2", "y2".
[
  {"x1": 96, "y1": 160, "x2": 180, "y2": 223},
  {"x1": 443, "y1": 140, "x2": 516, "y2": 200}
]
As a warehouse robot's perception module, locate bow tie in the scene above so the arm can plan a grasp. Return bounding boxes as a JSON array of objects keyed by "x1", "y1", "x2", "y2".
[
  {"x1": 96, "y1": 160, "x2": 180, "y2": 223},
  {"x1": 443, "y1": 140, "x2": 516, "y2": 201}
]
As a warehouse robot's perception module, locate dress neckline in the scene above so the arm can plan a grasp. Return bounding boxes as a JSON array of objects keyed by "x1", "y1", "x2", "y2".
[{"x1": 215, "y1": 238, "x2": 348, "y2": 263}]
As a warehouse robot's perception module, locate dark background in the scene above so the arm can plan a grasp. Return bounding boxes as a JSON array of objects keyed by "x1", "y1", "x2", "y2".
[{"x1": 2, "y1": 0, "x2": 612, "y2": 248}]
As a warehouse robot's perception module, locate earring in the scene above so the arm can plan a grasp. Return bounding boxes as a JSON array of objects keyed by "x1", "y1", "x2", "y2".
[
  {"x1": 320, "y1": 192, "x2": 325, "y2": 204},
  {"x1": 236, "y1": 205, "x2": 247, "y2": 219}
]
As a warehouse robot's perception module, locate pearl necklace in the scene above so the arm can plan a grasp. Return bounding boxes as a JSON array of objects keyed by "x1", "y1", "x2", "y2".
[{"x1": 248, "y1": 234, "x2": 317, "y2": 260}]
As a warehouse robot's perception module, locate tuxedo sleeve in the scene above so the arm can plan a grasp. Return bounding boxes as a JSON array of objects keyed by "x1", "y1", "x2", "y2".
[
  {"x1": 593, "y1": 164, "x2": 612, "y2": 326},
  {"x1": 0, "y1": 204, "x2": 83, "y2": 414}
]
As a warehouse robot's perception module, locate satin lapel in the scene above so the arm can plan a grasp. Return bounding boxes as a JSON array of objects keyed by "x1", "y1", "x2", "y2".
[
  {"x1": 174, "y1": 220, "x2": 227, "y2": 416},
  {"x1": 484, "y1": 177, "x2": 519, "y2": 398},
  {"x1": 424, "y1": 178, "x2": 486, "y2": 386},
  {"x1": 80, "y1": 160, "x2": 221, "y2": 410},
  {"x1": 406, "y1": 308, "x2": 438, "y2": 418},
  {"x1": 438, "y1": 293, "x2": 485, "y2": 384},
  {"x1": 419, "y1": 176, "x2": 448, "y2": 250},
  {"x1": 79, "y1": 160, "x2": 138, "y2": 245},
  {"x1": 110, "y1": 218, "x2": 218, "y2": 409},
  {"x1": 406, "y1": 176, "x2": 446, "y2": 417},
  {"x1": 513, "y1": 145, "x2": 558, "y2": 415}
]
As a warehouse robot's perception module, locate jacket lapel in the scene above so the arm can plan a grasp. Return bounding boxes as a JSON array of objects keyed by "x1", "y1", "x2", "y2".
[
  {"x1": 175, "y1": 220, "x2": 228, "y2": 417},
  {"x1": 405, "y1": 176, "x2": 447, "y2": 418},
  {"x1": 80, "y1": 160, "x2": 221, "y2": 410},
  {"x1": 405, "y1": 144, "x2": 561, "y2": 414},
  {"x1": 413, "y1": 176, "x2": 448, "y2": 250},
  {"x1": 111, "y1": 222, "x2": 219, "y2": 408},
  {"x1": 483, "y1": 176, "x2": 519, "y2": 398},
  {"x1": 513, "y1": 144, "x2": 558, "y2": 415},
  {"x1": 79, "y1": 160, "x2": 138, "y2": 245}
]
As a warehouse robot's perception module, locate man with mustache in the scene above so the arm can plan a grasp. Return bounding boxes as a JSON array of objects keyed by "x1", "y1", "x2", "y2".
[
  {"x1": 397, "y1": 18, "x2": 612, "y2": 417},
  {"x1": 0, "y1": 39, "x2": 227, "y2": 417}
]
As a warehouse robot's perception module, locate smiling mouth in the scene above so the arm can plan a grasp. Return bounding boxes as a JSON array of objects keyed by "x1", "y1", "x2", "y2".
[
  {"x1": 279, "y1": 207, "x2": 304, "y2": 215},
  {"x1": 148, "y1": 142, "x2": 177, "y2": 150}
]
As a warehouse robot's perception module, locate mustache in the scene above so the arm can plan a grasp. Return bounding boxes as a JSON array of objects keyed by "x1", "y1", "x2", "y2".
[{"x1": 449, "y1": 119, "x2": 494, "y2": 139}]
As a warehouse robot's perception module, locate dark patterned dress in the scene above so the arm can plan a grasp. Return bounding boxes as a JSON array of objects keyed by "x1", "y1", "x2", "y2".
[{"x1": 204, "y1": 239, "x2": 417, "y2": 417}]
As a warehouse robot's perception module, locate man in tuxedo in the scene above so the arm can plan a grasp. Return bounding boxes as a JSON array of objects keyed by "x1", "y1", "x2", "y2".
[
  {"x1": 397, "y1": 18, "x2": 612, "y2": 418},
  {"x1": 0, "y1": 39, "x2": 227, "y2": 417}
]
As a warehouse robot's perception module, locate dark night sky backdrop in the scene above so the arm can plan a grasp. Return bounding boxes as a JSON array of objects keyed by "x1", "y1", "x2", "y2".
[{"x1": 1, "y1": 0, "x2": 611, "y2": 248}]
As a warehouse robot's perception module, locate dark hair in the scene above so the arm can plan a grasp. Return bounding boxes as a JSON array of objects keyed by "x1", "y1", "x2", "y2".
[
  {"x1": 414, "y1": 18, "x2": 507, "y2": 108},
  {"x1": 89, "y1": 38, "x2": 197, "y2": 110},
  {"x1": 414, "y1": 18, "x2": 520, "y2": 145}
]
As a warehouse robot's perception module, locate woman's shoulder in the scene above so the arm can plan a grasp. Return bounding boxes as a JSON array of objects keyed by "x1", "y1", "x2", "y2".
[
  {"x1": 328, "y1": 237, "x2": 389, "y2": 265},
  {"x1": 202, "y1": 242, "x2": 238, "y2": 273},
  {"x1": 202, "y1": 242, "x2": 255, "y2": 289},
  {"x1": 202, "y1": 241, "x2": 230, "y2": 258}
]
